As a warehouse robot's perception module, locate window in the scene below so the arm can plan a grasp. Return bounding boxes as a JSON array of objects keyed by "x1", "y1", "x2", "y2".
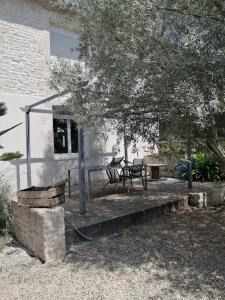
[
  {"x1": 71, "y1": 120, "x2": 79, "y2": 153},
  {"x1": 53, "y1": 118, "x2": 78, "y2": 154},
  {"x1": 50, "y1": 26, "x2": 80, "y2": 60},
  {"x1": 53, "y1": 119, "x2": 68, "y2": 154}
]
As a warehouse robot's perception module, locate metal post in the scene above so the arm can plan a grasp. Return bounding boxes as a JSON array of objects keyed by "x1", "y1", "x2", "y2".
[
  {"x1": 124, "y1": 140, "x2": 128, "y2": 165},
  {"x1": 123, "y1": 119, "x2": 128, "y2": 166},
  {"x1": 68, "y1": 169, "x2": 71, "y2": 198},
  {"x1": 187, "y1": 137, "x2": 192, "y2": 189},
  {"x1": 123, "y1": 118, "x2": 128, "y2": 187},
  {"x1": 67, "y1": 119, "x2": 72, "y2": 153},
  {"x1": 78, "y1": 128, "x2": 86, "y2": 215},
  {"x1": 25, "y1": 110, "x2": 32, "y2": 187},
  {"x1": 144, "y1": 164, "x2": 148, "y2": 191}
]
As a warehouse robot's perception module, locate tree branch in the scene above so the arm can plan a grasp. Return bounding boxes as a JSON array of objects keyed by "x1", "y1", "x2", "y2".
[{"x1": 159, "y1": 6, "x2": 225, "y2": 24}]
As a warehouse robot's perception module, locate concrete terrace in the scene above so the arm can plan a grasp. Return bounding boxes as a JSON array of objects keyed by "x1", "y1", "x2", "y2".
[
  {"x1": 63, "y1": 180, "x2": 225, "y2": 246},
  {"x1": 64, "y1": 181, "x2": 192, "y2": 245}
]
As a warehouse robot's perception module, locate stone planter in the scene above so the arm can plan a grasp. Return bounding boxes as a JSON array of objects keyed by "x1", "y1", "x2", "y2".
[
  {"x1": 12, "y1": 202, "x2": 66, "y2": 262},
  {"x1": 12, "y1": 179, "x2": 68, "y2": 262}
]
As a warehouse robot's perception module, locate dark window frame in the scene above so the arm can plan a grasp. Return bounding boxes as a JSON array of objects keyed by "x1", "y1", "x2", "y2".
[{"x1": 53, "y1": 117, "x2": 79, "y2": 155}]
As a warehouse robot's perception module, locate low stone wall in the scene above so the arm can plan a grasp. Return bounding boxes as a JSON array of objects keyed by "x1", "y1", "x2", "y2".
[
  {"x1": 11, "y1": 200, "x2": 66, "y2": 262},
  {"x1": 189, "y1": 184, "x2": 225, "y2": 207},
  {"x1": 189, "y1": 193, "x2": 207, "y2": 208}
]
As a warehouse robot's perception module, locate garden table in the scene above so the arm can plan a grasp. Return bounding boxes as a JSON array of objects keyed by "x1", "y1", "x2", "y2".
[{"x1": 145, "y1": 163, "x2": 166, "y2": 180}]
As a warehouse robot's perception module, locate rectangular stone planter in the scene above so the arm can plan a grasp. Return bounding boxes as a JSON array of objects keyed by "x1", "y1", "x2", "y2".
[
  {"x1": 12, "y1": 200, "x2": 66, "y2": 262},
  {"x1": 12, "y1": 180, "x2": 68, "y2": 262}
]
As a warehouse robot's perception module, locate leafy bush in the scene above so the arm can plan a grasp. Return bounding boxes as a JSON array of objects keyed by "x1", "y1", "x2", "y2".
[
  {"x1": 175, "y1": 153, "x2": 225, "y2": 182},
  {"x1": 192, "y1": 153, "x2": 225, "y2": 182},
  {"x1": 0, "y1": 102, "x2": 21, "y2": 234},
  {"x1": 0, "y1": 178, "x2": 10, "y2": 234},
  {"x1": 158, "y1": 137, "x2": 187, "y2": 157},
  {"x1": 0, "y1": 102, "x2": 22, "y2": 161}
]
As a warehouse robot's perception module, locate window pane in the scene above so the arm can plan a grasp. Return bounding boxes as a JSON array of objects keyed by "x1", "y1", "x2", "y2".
[
  {"x1": 50, "y1": 30, "x2": 80, "y2": 59},
  {"x1": 71, "y1": 120, "x2": 78, "y2": 153},
  {"x1": 53, "y1": 119, "x2": 68, "y2": 154}
]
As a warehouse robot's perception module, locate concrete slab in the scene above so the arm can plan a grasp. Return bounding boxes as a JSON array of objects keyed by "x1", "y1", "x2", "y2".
[{"x1": 63, "y1": 180, "x2": 225, "y2": 247}]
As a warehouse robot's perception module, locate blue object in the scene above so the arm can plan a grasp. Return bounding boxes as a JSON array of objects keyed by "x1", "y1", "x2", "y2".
[{"x1": 175, "y1": 159, "x2": 196, "y2": 180}]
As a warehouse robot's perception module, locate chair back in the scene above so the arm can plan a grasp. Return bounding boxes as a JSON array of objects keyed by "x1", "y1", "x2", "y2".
[
  {"x1": 129, "y1": 158, "x2": 144, "y2": 176},
  {"x1": 109, "y1": 156, "x2": 124, "y2": 167},
  {"x1": 133, "y1": 158, "x2": 144, "y2": 166}
]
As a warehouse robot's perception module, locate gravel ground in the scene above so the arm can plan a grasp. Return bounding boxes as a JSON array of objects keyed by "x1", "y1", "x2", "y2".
[{"x1": 1, "y1": 207, "x2": 225, "y2": 300}]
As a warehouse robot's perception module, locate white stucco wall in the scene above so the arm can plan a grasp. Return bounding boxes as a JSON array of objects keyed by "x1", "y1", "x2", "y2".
[
  {"x1": 0, "y1": 91, "x2": 120, "y2": 191},
  {"x1": 0, "y1": 0, "x2": 148, "y2": 193},
  {"x1": 0, "y1": 0, "x2": 71, "y2": 191}
]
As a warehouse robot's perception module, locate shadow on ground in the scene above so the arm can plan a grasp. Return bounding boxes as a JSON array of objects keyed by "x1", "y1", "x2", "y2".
[{"x1": 66, "y1": 207, "x2": 225, "y2": 298}]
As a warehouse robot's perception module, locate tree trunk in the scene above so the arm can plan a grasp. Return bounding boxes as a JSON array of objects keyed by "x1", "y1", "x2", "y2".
[
  {"x1": 201, "y1": 114, "x2": 225, "y2": 173},
  {"x1": 204, "y1": 139, "x2": 225, "y2": 173}
]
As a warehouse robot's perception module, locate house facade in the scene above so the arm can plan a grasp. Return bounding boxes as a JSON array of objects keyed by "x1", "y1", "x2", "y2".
[{"x1": 0, "y1": 0, "x2": 148, "y2": 192}]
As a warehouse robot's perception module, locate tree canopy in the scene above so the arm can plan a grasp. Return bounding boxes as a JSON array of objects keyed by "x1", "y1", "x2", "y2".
[{"x1": 51, "y1": 0, "x2": 225, "y2": 158}]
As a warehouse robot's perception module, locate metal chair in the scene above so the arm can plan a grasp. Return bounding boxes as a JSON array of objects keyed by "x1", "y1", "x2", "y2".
[
  {"x1": 133, "y1": 158, "x2": 144, "y2": 166},
  {"x1": 103, "y1": 156, "x2": 124, "y2": 190},
  {"x1": 120, "y1": 158, "x2": 145, "y2": 191},
  {"x1": 103, "y1": 167, "x2": 122, "y2": 190},
  {"x1": 130, "y1": 158, "x2": 145, "y2": 189}
]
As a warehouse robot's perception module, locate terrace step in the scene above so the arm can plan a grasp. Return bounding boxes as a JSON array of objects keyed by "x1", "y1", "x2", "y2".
[{"x1": 65, "y1": 195, "x2": 188, "y2": 248}]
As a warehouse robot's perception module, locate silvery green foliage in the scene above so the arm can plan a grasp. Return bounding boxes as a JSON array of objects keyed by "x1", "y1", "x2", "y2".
[
  {"x1": 51, "y1": 0, "x2": 225, "y2": 145},
  {"x1": 158, "y1": 0, "x2": 225, "y2": 140},
  {"x1": 39, "y1": 0, "x2": 78, "y2": 11},
  {"x1": 0, "y1": 103, "x2": 22, "y2": 161}
]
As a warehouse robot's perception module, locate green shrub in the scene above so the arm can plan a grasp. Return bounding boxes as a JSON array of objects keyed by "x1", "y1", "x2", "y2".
[
  {"x1": 192, "y1": 153, "x2": 225, "y2": 182},
  {"x1": 0, "y1": 178, "x2": 10, "y2": 234},
  {"x1": 159, "y1": 137, "x2": 187, "y2": 157},
  {"x1": 0, "y1": 102, "x2": 22, "y2": 161}
]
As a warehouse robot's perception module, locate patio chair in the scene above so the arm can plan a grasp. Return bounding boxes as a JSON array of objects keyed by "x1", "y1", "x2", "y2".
[
  {"x1": 103, "y1": 156, "x2": 124, "y2": 190},
  {"x1": 120, "y1": 158, "x2": 145, "y2": 191},
  {"x1": 133, "y1": 158, "x2": 144, "y2": 166},
  {"x1": 103, "y1": 167, "x2": 122, "y2": 190}
]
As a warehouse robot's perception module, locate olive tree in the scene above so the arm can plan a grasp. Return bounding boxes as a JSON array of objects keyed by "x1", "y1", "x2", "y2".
[{"x1": 51, "y1": 0, "x2": 225, "y2": 169}]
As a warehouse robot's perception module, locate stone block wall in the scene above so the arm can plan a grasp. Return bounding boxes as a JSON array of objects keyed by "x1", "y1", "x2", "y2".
[
  {"x1": 0, "y1": 0, "x2": 51, "y2": 97},
  {"x1": 0, "y1": 0, "x2": 79, "y2": 98},
  {"x1": 11, "y1": 200, "x2": 66, "y2": 262},
  {"x1": 189, "y1": 193, "x2": 207, "y2": 208}
]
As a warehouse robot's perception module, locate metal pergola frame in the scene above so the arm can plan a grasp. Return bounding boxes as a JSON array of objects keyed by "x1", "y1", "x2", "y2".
[
  {"x1": 19, "y1": 90, "x2": 193, "y2": 217},
  {"x1": 20, "y1": 90, "x2": 86, "y2": 215}
]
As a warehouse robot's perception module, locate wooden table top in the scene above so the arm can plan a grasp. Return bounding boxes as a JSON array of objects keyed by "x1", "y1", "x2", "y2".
[{"x1": 145, "y1": 163, "x2": 166, "y2": 167}]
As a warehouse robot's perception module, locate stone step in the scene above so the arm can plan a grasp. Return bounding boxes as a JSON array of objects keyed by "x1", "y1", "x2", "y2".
[{"x1": 65, "y1": 196, "x2": 188, "y2": 248}]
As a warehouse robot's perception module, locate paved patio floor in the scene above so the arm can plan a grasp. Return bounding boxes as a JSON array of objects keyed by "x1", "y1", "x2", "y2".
[{"x1": 63, "y1": 179, "x2": 223, "y2": 230}]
